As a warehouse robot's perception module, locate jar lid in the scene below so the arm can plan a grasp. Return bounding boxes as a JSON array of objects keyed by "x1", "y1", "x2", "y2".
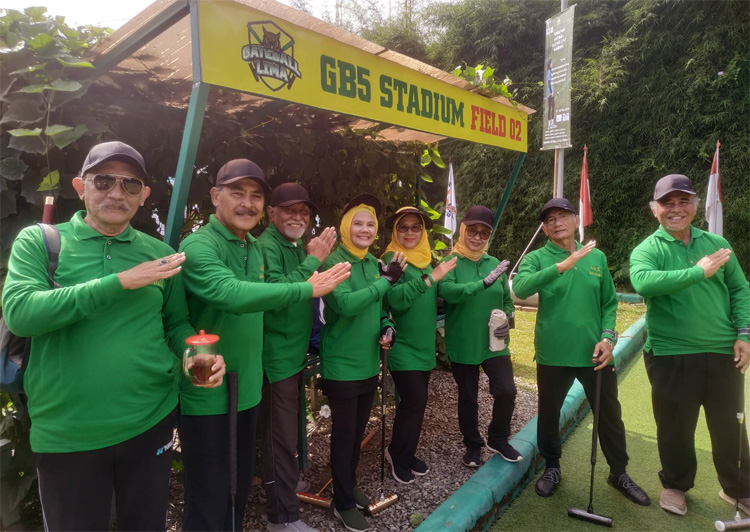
[{"x1": 185, "y1": 330, "x2": 220, "y2": 346}]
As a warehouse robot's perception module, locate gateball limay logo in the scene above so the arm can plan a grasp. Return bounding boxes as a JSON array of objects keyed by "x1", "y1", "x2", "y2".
[{"x1": 241, "y1": 21, "x2": 302, "y2": 92}]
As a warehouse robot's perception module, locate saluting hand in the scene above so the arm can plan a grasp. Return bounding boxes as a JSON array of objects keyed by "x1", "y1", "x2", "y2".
[
  {"x1": 697, "y1": 248, "x2": 732, "y2": 278},
  {"x1": 308, "y1": 262, "x2": 351, "y2": 297},
  {"x1": 431, "y1": 256, "x2": 457, "y2": 283},
  {"x1": 307, "y1": 227, "x2": 337, "y2": 262},
  {"x1": 117, "y1": 252, "x2": 186, "y2": 290},
  {"x1": 557, "y1": 240, "x2": 596, "y2": 273}
]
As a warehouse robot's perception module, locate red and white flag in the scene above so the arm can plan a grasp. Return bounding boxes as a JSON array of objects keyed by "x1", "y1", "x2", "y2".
[
  {"x1": 578, "y1": 145, "x2": 593, "y2": 241},
  {"x1": 706, "y1": 140, "x2": 722, "y2": 236},
  {"x1": 444, "y1": 161, "x2": 457, "y2": 240}
]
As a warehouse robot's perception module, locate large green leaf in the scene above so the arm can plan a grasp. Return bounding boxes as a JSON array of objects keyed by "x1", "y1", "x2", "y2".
[
  {"x1": 37, "y1": 170, "x2": 59, "y2": 191},
  {"x1": 431, "y1": 224, "x2": 453, "y2": 235},
  {"x1": 434, "y1": 240, "x2": 447, "y2": 251},
  {"x1": 44, "y1": 124, "x2": 73, "y2": 136},
  {"x1": 16, "y1": 84, "x2": 47, "y2": 93},
  {"x1": 8, "y1": 62, "x2": 47, "y2": 75},
  {"x1": 7, "y1": 127, "x2": 42, "y2": 137},
  {"x1": 0, "y1": 38, "x2": 25, "y2": 54},
  {"x1": 419, "y1": 172, "x2": 434, "y2": 183},
  {"x1": 8, "y1": 134, "x2": 46, "y2": 154},
  {"x1": 420, "y1": 149, "x2": 431, "y2": 166},
  {"x1": 25, "y1": 32, "x2": 54, "y2": 52},
  {"x1": 56, "y1": 56, "x2": 94, "y2": 69},
  {"x1": 49, "y1": 79, "x2": 83, "y2": 92},
  {"x1": 0, "y1": 158, "x2": 28, "y2": 181},
  {"x1": 0, "y1": 101, "x2": 44, "y2": 125},
  {"x1": 50, "y1": 124, "x2": 87, "y2": 149}
]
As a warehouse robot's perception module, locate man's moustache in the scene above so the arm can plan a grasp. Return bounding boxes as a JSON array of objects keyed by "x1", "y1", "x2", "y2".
[
  {"x1": 101, "y1": 202, "x2": 128, "y2": 211},
  {"x1": 235, "y1": 209, "x2": 258, "y2": 216}
]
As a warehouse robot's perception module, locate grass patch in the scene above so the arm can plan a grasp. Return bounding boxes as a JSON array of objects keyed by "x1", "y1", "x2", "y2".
[{"x1": 511, "y1": 302, "x2": 646, "y2": 392}]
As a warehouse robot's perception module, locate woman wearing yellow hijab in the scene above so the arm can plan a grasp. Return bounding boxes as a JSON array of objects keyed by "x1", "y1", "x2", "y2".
[
  {"x1": 438, "y1": 205, "x2": 521, "y2": 469},
  {"x1": 381, "y1": 207, "x2": 457, "y2": 485},
  {"x1": 319, "y1": 194, "x2": 406, "y2": 532}
]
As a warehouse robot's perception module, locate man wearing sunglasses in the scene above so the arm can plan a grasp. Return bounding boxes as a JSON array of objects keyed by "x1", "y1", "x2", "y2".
[
  {"x1": 513, "y1": 198, "x2": 649, "y2": 506},
  {"x1": 3, "y1": 141, "x2": 225, "y2": 530}
]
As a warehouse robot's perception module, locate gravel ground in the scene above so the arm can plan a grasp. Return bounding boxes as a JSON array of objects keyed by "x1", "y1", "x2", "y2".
[{"x1": 167, "y1": 364, "x2": 537, "y2": 531}]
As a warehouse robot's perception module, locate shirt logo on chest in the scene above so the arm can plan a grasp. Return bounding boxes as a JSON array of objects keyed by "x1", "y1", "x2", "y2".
[{"x1": 589, "y1": 265, "x2": 602, "y2": 277}]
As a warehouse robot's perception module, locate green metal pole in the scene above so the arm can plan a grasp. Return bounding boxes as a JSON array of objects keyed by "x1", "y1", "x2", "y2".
[
  {"x1": 489, "y1": 151, "x2": 527, "y2": 248},
  {"x1": 164, "y1": 0, "x2": 208, "y2": 249}
]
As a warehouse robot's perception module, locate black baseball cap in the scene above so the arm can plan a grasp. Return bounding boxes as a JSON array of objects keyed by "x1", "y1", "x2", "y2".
[
  {"x1": 385, "y1": 206, "x2": 434, "y2": 229},
  {"x1": 463, "y1": 205, "x2": 494, "y2": 230},
  {"x1": 270, "y1": 183, "x2": 317, "y2": 211},
  {"x1": 342, "y1": 193, "x2": 382, "y2": 217},
  {"x1": 215, "y1": 159, "x2": 271, "y2": 195},
  {"x1": 539, "y1": 198, "x2": 577, "y2": 222},
  {"x1": 80, "y1": 141, "x2": 149, "y2": 181},
  {"x1": 653, "y1": 174, "x2": 696, "y2": 201}
]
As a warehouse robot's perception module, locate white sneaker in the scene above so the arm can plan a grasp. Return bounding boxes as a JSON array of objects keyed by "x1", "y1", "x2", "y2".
[{"x1": 267, "y1": 519, "x2": 319, "y2": 532}]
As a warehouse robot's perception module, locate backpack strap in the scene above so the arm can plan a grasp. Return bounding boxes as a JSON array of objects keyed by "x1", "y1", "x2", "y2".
[{"x1": 37, "y1": 223, "x2": 61, "y2": 289}]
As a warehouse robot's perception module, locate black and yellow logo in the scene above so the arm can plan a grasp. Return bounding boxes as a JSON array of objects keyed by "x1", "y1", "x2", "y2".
[{"x1": 241, "y1": 21, "x2": 302, "y2": 91}]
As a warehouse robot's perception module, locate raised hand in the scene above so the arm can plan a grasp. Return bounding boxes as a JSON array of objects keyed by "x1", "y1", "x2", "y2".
[
  {"x1": 117, "y1": 252, "x2": 186, "y2": 290},
  {"x1": 308, "y1": 262, "x2": 351, "y2": 297},
  {"x1": 484, "y1": 259, "x2": 511, "y2": 288},
  {"x1": 557, "y1": 240, "x2": 597, "y2": 273},
  {"x1": 307, "y1": 227, "x2": 337, "y2": 262},
  {"x1": 380, "y1": 251, "x2": 408, "y2": 285},
  {"x1": 696, "y1": 248, "x2": 732, "y2": 278},
  {"x1": 432, "y1": 256, "x2": 458, "y2": 283}
]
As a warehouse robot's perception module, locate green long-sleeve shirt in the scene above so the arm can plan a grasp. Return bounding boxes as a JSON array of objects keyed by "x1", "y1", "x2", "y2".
[
  {"x1": 512, "y1": 240, "x2": 617, "y2": 367},
  {"x1": 2, "y1": 212, "x2": 193, "y2": 453},
  {"x1": 630, "y1": 225, "x2": 750, "y2": 356},
  {"x1": 382, "y1": 252, "x2": 436, "y2": 372},
  {"x1": 438, "y1": 253, "x2": 513, "y2": 365},
  {"x1": 320, "y1": 246, "x2": 392, "y2": 381},
  {"x1": 257, "y1": 224, "x2": 321, "y2": 383},
  {"x1": 179, "y1": 215, "x2": 313, "y2": 415}
]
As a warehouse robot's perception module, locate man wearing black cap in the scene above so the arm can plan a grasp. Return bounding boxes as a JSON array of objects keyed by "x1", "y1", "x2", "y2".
[
  {"x1": 178, "y1": 160, "x2": 351, "y2": 530},
  {"x1": 257, "y1": 183, "x2": 337, "y2": 532},
  {"x1": 630, "y1": 174, "x2": 749, "y2": 516},
  {"x1": 3, "y1": 141, "x2": 226, "y2": 530},
  {"x1": 513, "y1": 198, "x2": 649, "y2": 505}
]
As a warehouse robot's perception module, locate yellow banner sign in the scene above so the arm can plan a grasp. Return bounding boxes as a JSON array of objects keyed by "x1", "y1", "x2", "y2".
[{"x1": 198, "y1": 2, "x2": 528, "y2": 152}]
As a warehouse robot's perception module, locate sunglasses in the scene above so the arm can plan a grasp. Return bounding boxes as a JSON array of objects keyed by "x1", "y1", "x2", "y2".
[
  {"x1": 85, "y1": 174, "x2": 145, "y2": 196},
  {"x1": 543, "y1": 212, "x2": 574, "y2": 225},
  {"x1": 466, "y1": 226, "x2": 491, "y2": 240},
  {"x1": 396, "y1": 224, "x2": 423, "y2": 234}
]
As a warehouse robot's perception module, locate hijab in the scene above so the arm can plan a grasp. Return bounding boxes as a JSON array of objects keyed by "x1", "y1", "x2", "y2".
[
  {"x1": 340, "y1": 204, "x2": 378, "y2": 259},
  {"x1": 382, "y1": 212, "x2": 431, "y2": 269},
  {"x1": 450, "y1": 223, "x2": 488, "y2": 261}
]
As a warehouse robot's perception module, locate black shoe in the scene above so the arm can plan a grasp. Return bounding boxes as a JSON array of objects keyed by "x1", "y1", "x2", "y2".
[
  {"x1": 608, "y1": 472, "x2": 651, "y2": 506},
  {"x1": 410, "y1": 456, "x2": 430, "y2": 476},
  {"x1": 385, "y1": 446, "x2": 415, "y2": 484},
  {"x1": 462, "y1": 448, "x2": 484, "y2": 468},
  {"x1": 535, "y1": 467, "x2": 561, "y2": 497},
  {"x1": 486, "y1": 441, "x2": 523, "y2": 463}
]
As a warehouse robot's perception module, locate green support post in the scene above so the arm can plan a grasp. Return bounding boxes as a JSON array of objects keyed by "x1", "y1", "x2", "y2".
[
  {"x1": 489, "y1": 152, "x2": 527, "y2": 248},
  {"x1": 164, "y1": 0, "x2": 208, "y2": 249}
]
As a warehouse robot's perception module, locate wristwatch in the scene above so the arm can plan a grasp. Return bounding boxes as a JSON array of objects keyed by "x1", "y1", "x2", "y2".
[
  {"x1": 601, "y1": 329, "x2": 618, "y2": 348},
  {"x1": 603, "y1": 338, "x2": 614, "y2": 349}
]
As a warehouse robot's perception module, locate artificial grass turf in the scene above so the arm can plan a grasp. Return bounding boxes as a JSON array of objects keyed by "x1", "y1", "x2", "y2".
[{"x1": 491, "y1": 350, "x2": 750, "y2": 532}]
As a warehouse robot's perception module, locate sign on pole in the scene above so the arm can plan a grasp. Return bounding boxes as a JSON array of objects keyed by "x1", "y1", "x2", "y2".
[{"x1": 542, "y1": 5, "x2": 575, "y2": 150}]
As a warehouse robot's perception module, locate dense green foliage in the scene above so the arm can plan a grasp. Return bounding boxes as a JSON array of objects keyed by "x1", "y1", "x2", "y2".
[{"x1": 423, "y1": 0, "x2": 749, "y2": 287}]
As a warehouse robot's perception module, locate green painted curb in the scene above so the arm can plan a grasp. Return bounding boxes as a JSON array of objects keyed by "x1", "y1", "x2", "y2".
[
  {"x1": 616, "y1": 292, "x2": 644, "y2": 304},
  {"x1": 416, "y1": 316, "x2": 647, "y2": 531}
]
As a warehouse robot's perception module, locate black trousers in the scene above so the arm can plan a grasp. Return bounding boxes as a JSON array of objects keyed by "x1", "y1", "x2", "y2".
[
  {"x1": 537, "y1": 364, "x2": 628, "y2": 474},
  {"x1": 644, "y1": 350, "x2": 750, "y2": 497},
  {"x1": 325, "y1": 385, "x2": 376, "y2": 511},
  {"x1": 180, "y1": 406, "x2": 259, "y2": 531},
  {"x1": 35, "y1": 409, "x2": 177, "y2": 532},
  {"x1": 451, "y1": 355, "x2": 516, "y2": 451},
  {"x1": 389, "y1": 370, "x2": 431, "y2": 468},
  {"x1": 260, "y1": 372, "x2": 303, "y2": 524}
]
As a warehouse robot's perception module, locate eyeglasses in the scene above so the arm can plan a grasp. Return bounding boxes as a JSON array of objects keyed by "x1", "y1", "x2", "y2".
[
  {"x1": 543, "y1": 212, "x2": 573, "y2": 225},
  {"x1": 85, "y1": 174, "x2": 145, "y2": 196},
  {"x1": 396, "y1": 224, "x2": 423, "y2": 234},
  {"x1": 466, "y1": 226, "x2": 491, "y2": 240}
]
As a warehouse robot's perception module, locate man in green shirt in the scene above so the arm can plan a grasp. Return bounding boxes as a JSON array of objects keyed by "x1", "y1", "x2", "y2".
[
  {"x1": 178, "y1": 159, "x2": 350, "y2": 530},
  {"x1": 513, "y1": 198, "x2": 649, "y2": 505},
  {"x1": 3, "y1": 141, "x2": 225, "y2": 531},
  {"x1": 630, "y1": 174, "x2": 749, "y2": 516},
  {"x1": 257, "y1": 183, "x2": 336, "y2": 532}
]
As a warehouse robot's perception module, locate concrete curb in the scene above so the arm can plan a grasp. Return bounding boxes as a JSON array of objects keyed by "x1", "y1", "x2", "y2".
[{"x1": 416, "y1": 316, "x2": 647, "y2": 531}]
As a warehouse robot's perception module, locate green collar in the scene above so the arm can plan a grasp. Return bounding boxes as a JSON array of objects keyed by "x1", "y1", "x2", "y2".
[
  {"x1": 265, "y1": 223, "x2": 303, "y2": 249},
  {"x1": 655, "y1": 225, "x2": 702, "y2": 243},
  {"x1": 71, "y1": 211, "x2": 136, "y2": 242},
  {"x1": 543, "y1": 238, "x2": 580, "y2": 256},
  {"x1": 209, "y1": 214, "x2": 256, "y2": 244}
]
